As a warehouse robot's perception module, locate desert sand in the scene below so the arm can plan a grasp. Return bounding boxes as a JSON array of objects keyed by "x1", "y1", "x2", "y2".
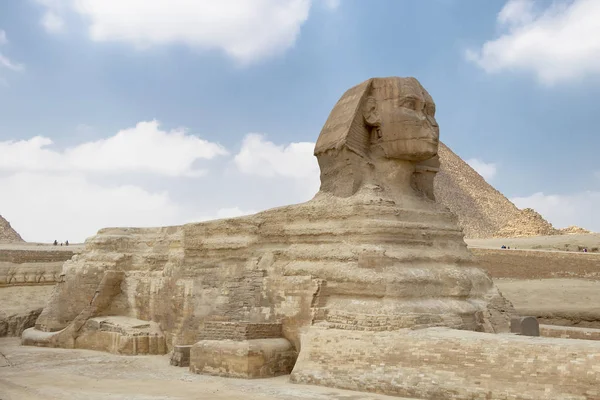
[
  {"x1": 0, "y1": 338, "x2": 413, "y2": 400},
  {"x1": 0, "y1": 242, "x2": 84, "y2": 252},
  {"x1": 467, "y1": 233, "x2": 600, "y2": 252}
]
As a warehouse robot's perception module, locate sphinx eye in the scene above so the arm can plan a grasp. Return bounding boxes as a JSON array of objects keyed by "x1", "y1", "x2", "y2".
[{"x1": 401, "y1": 99, "x2": 417, "y2": 110}]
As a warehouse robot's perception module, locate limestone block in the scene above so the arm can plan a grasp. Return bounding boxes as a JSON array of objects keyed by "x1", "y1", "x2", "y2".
[
  {"x1": 74, "y1": 316, "x2": 167, "y2": 355},
  {"x1": 190, "y1": 338, "x2": 296, "y2": 378},
  {"x1": 540, "y1": 324, "x2": 600, "y2": 341},
  {"x1": 510, "y1": 316, "x2": 540, "y2": 336},
  {"x1": 170, "y1": 345, "x2": 192, "y2": 367},
  {"x1": 0, "y1": 308, "x2": 42, "y2": 337},
  {"x1": 290, "y1": 326, "x2": 600, "y2": 399},
  {"x1": 198, "y1": 321, "x2": 284, "y2": 341}
]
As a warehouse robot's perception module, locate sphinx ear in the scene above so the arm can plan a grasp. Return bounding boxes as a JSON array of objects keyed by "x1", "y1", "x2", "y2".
[
  {"x1": 363, "y1": 96, "x2": 381, "y2": 127},
  {"x1": 314, "y1": 78, "x2": 374, "y2": 158}
]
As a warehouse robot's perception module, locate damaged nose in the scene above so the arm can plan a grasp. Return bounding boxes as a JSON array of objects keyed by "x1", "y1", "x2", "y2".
[{"x1": 427, "y1": 115, "x2": 438, "y2": 128}]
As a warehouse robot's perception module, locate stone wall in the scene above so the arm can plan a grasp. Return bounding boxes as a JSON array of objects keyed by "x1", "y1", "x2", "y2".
[
  {"x1": 1, "y1": 247, "x2": 75, "y2": 337},
  {"x1": 0, "y1": 249, "x2": 74, "y2": 264},
  {"x1": 290, "y1": 327, "x2": 600, "y2": 400},
  {"x1": 540, "y1": 324, "x2": 600, "y2": 341},
  {"x1": 472, "y1": 248, "x2": 600, "y2": 279},
  {"x1": 198, "y1": 322, "x2": 283, "y2": 341}
]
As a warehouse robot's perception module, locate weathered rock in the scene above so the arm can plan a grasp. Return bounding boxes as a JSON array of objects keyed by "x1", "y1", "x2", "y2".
[
  {"x1": 74, "y1": 316, "x2": 167, "y2": 355},
  {"x1": 510, "y1": 316, "x2": 540, "y2": 336},
  {"x1": 0, "y1": 308, "x2": 42, "y2": 337},
  {"x1": 0, "y1": 215, "x2": 23, "y2": 243},
  {"x1": 558, "y1": 225, "x2": 592, "y2": 235},
  {"x1": 435, "y1": 145, "x2": 558, "y2": 238},
  {"x1": 190, "y1": 321, "x2": 296, "y2": 378},
  {"x1": 170, "y1": 345, "x2": 192, "y2": 367},
  {"x1": 190, "y1": 338, "x2": 296, "y2": 379},
  {"x1": 0, "y1": 246, "x2": 75, "y2": 337}
]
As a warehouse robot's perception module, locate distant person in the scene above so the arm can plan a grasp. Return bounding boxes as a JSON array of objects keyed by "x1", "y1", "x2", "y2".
[
  {"x1": 501, "y1": 245, "x2": 506, "y2": 249},
  {"x1": 60, "y1": 242, "x2": 63, "y2": 246},
  {"x1": 53, "y1": 240, "x2": 58, "y2": 246},
  {"x1": 65, "y1": 240, "x2": 69, "y2": 246},
  {"x1": 584, "y1": 248, "x2": 588, "y2": 253}
]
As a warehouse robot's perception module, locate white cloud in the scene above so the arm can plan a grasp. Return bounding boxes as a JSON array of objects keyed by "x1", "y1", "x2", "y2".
[
  {"x1": 0, "y1": 29, "x2": 23, "y2": 74},
  {"x1": 42, "y1": 11, "x2": 65, "y2": 33},
  {"x1": 0, "y1": 124, "x2": 323, "y2": 243},
  {"x1": 323, "y1": 0, "x2": 341, "y2": 10},
  {"x1": 512, "y1": 191, "x2": 599, "y2": 231},
  {"x1": 234, "y1": 133, "x2": 318, "y2": 180},
  {"x1": 0, "y1": 120, "x2": 228, "y2": 177},
  {"x1": 466, "y1": 158, "x2": 497, "y2": 181},
  {"x1": 189, "y1": 207, "x2": 259, "y2": 224},
  {"x1": 0, "y1": 54, "x2": 23, "y2": 72},
  {"x1": 0, "y1": 172, "x2": 180, "y2": 243},
  {"x1": 36, "y1": 0, "x2": 313, "y2": 64},
  {"x1": 467, "y1": 0, "x2": 600, "y2": 84},
  {"x1": 35, "y1": 0, "x2": 67, "y2": 33}
]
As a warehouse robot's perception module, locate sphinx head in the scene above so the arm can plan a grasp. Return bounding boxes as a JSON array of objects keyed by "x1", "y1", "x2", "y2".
[
  {"x1": 367, "y1": 77, "x2": 439, "y2": 161},
  {"x1": 314, "y1": 77, "x2": 440, "y2": 198}
]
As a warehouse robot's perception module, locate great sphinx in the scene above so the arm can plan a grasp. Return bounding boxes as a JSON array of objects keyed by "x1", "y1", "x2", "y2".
[{"x1": 24, "y1": 77, "x2": 600, "y2": 399}]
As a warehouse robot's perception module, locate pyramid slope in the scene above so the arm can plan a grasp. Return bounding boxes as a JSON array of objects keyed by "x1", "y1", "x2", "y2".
[
  {"x1": 0, "y1": 215, "x2": 25, "y2": 243},
  {"x1": 434, "y1": 143, "x2": 558, "y2": 239}
]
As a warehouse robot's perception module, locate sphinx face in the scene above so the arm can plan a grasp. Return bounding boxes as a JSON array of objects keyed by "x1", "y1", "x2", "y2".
[{"x1": 371, "y1": 78, "x2": 439, "y2": 161}]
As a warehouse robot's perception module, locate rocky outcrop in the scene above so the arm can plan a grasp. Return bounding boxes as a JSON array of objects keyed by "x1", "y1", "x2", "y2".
[
  {"x1": 0, "y1": 308, "x2": 42, "y2": 337},
  {"x1": 495, "y1": 207, "x2": 558, "y2": 238},
  {"x1": 559, "y1": 225, "x2": 592, "y2": 235}
]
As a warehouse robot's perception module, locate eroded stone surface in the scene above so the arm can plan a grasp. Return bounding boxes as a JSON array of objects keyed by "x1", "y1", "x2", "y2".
[
  {"x1": 170, "y1": 344, "x2": 192, "y2": 367},
  {"x1": 189, "y1": 321, "x2": 295, "y2": 377},
  {"x1": 1, "y1": 247, "x2": 75, "y2": 337},
  {"x1": 29, "y1": 79, "x2": 512, "y2": 353},
  {"x1": 190, "y1": 338, "x2": 296, "y2": 379},
  {"x1": 290, "y1": 327, "x2": 600, "y2": 399},
  {"x1": 0, "y1": 215, "x2": 23, "y2": 243},
  {"x1": 510, "y1": 316, "x2": 540, "y2": 336}
]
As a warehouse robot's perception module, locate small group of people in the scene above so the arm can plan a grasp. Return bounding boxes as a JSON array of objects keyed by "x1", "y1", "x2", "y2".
[
  {"x1": 53, "y1": 239, "x2": 69, "y2": 246},
  {"x1": 500, "y1": 245, "x2": 511, "y2": 249}
]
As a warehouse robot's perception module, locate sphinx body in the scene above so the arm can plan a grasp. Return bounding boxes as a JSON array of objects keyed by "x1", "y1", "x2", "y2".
[{"x1": 27, "y1": 78, "x2": 512, "y2": 353}]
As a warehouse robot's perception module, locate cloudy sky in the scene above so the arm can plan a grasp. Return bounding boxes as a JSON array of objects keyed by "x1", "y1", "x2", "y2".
[{"x1": 0, "y1": 0, "x2": 599, "y2": 242}]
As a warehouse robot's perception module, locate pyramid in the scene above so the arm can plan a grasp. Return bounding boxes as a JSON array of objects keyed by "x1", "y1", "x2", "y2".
[
  {"x1": 434, "y1": 142, "x2": 558, "y2": 239},
  {"x1": 0, "y1": 214, "x2": 24, "y2": 243}
]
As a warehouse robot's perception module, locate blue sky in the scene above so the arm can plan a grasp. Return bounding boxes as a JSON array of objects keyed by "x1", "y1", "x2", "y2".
[{"x1": 0, "y1": 0, "x2": 599, "y2": 242}]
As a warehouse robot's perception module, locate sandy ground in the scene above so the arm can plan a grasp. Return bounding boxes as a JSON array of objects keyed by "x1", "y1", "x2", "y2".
[
  {"x1": 495, "y1": 278, "x2": 600, "y2": 327},
  {"x1": 466, "y1": 233, "x2": 600, "y2": 252},
  {"x1": 0, "y1": 286, "x2": 54, "y2": 315},
  {"x1": 0, "y1": 242, "x2": 84, "y2": 252},
  {"x1": 2, "y1": 233, "x2": 598, "y2": 253},
  {"x1": 0, "y1": 338, "x2": 413, "y2": 400}
]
